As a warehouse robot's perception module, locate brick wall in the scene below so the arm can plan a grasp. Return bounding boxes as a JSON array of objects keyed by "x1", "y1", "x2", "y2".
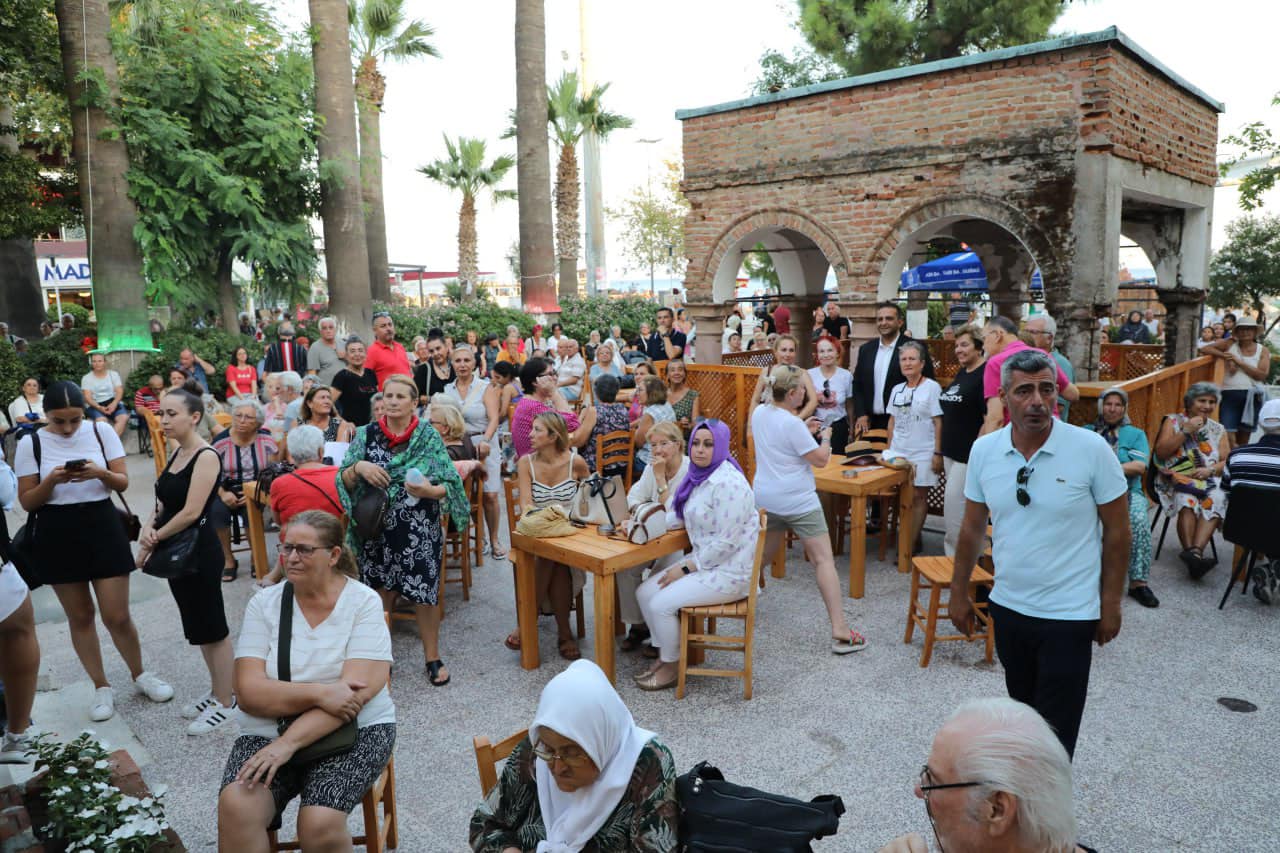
[{"x1": 0, "y1": 785, "x2": 41, "y2": 853}]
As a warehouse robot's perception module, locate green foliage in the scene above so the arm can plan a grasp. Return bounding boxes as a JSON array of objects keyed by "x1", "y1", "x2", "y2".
[
  {"x1": 125, "y1": 327, "x2": 262, "y2": 401},
  {"x1": 927, "y1": 300, "x2": 948, "y2": 337},
  {"x1": 0, "y1": 0, "x2": 61, "y2": 88},
  {"x1": 555, "y1": 296, "x2": 660, "y2": 343},
  {"x1": 1208, "y1": 214, "x2": 1280, "y2": 335},
  {"x1": 115, "y1": 0, "x2": 319, "y2": 313},
  {"x1": 752, "y1": 46, "x2": 845, "y2": 94},
  {"x1": 23, "y1": 328, "x2": 93, "y2": 388},
  {"x1": 350, "y1": 0, "x2": 439, "y2": 64},
  {"x1": 418, "y1": 135, "x2": 516, "y2": 202},
  {"x1": 742, "y1": 243, "x2": 780, "y2": 291},
  {"x1": 609, "y1": 160, "x2": 688, "y2": 282},
  {"x1": 45, "y1": 302, "x2": 92, "y2": 327},
  {"x1": 0, "y1": 340, "x2": 23, "y2": 410},
  {"x1": 29, "y1": 731, "x2": 170, "y2": 852},
  {"x1": 0, "y1": 150, "x2": 78, "y2": 239},
  {"x1": 1221, "y1": 92, "x2": 1280, "y2": 211},
  {"x1": 372, "y1": 300, "x2": 532, "y2": 346}
]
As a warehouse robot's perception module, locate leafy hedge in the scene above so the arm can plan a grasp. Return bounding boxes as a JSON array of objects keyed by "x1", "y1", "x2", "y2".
[
  {"x1": 0, "y1": 341, "x2": 23, "y2": 412},
  {"x1": 21, "y1": 333, "x2": 92, "y2": 390},
  {"x1": 554, "y1": 296, "x2": 662, "y2": 343},
  {"x1": 125, "y1": 328, "x2": 264, "y2": 400},
  {"x1": 44, "y1": 303, "x2": 92, "y2": 327}
]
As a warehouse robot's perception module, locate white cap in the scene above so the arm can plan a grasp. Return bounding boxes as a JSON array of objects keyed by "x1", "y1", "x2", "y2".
[{"x1": 1260, "y1": 398, "x2": 1280, "y2": 427}]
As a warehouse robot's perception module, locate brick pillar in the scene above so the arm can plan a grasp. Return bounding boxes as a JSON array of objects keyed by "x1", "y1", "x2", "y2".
[
  {"x1": 687, "y1": 301, "x2": 724, "y2": 364},
  {"x1": 1157, "y1": 286, "x2": 1207, "y2": 366}
]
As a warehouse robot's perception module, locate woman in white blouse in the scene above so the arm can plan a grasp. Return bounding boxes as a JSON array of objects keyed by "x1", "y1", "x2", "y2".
[
  {"x1": 219, "y1": 510, "x2": 395, "y2": 849},
  {"x1": 618, "y1": 422, "x2": 689, "y2": 657},
  {"x1": 7, "y1": 377, "x2": 45, "y2": 432},
  {"x1": 634, "y1": 420, "x2": 758, "y2": 691}
]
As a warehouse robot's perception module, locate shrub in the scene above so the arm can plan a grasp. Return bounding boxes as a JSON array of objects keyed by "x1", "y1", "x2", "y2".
[
  {"x1": 554, "y1": 296, "x2": 661, "y2": 343},
  {"x1": 126, "y1": 328, "x2": 262, "y2": 401},
  {"x1": 372, "y1": 301, "x2": 533, "y2": 347},
  {"x1": 0, "y1": 340, "x2": 24, "y2": 413},
  {"x1": 23, "y1": 332, "x2": 93, "y2": 389},
  {"x1": 45, "y1": 302, "x2": 93, "y2": 328}
]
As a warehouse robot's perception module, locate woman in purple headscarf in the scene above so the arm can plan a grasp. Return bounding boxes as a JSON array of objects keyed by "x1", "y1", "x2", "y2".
[{"x1": 633, "y1": 419, "x2": 759, "y2": 691}]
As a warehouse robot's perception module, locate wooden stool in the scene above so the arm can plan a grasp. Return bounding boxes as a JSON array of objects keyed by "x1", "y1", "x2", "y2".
[{"x1": 904, "y1": 556, "x2": 994, "y2": 668}]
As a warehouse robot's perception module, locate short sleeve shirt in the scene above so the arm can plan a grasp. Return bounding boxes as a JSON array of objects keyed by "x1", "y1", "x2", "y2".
[
  {"x1": 364, "y1": 339, "x2": 411, "y2": 389},
  {"x1": 306, "y1": 340, "x2": 343, "y2": 384},
  {"x1": 751, "y1": 404, "x2": 821, "y2": 516},
  {"x1": 809, "y1": 366, "x2": 854, "y2": 428},
  {"x1": 14, "y1": 421, "x2": 125, "y2": 504},
  {"x1": 81, "y1": 370, "x2": 122, "y2": 405},
  {"x1": 330, "y1": 368, "x2": 379, "y2": 427},
  {"x1": 965, "y1": 422, "x2": 1128, "y2": 620},
  {"x1": 939, "y1": 365, "x2": 986, "y2": 463}
]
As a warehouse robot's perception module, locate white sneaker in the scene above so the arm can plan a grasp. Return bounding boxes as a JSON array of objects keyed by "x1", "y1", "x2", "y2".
[
  {"x1": 186, "y1": 700, "x2": 236, "y2": 737},
  {"x1": 133, "y1": 671, "x2": 174, "y2": 703},
  {"x1": 89, "y1": 686, "x2": 115, "y2": 722},
  {"x1": 181, "y1": 691, "x2": 216, "y2": 719},
  {"x1": 0, "y1": 727, "x2": 38, "y2": 764}
]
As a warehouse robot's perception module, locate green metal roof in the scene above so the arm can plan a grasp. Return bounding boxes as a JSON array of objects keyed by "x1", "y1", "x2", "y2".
[{"x1": 675, "y1": 27, "x2": 1224, "y2": 121}]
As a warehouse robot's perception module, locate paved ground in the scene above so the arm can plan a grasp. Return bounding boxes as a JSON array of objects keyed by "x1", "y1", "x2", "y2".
[{"x1": 8, "y1": 452, "x2": 1279, "y2": 851}]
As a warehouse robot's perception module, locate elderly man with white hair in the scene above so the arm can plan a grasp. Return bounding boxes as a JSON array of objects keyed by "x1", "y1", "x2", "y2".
[
  {"x1": 275, "y1": 370, "x2": 305, "y2": 435},
  {"x1": 879, "y1": 698, "x2": 1093, "y2": 853},
  {"x1": 1025, "y1": 313, "x2": 1074, "y2": 420},
  {"x1": 306, "y1": 315, "x2": 344, "y2": 384},
  {"x1": 554, "y1": 338, "x2": 587, "y2": 401}
]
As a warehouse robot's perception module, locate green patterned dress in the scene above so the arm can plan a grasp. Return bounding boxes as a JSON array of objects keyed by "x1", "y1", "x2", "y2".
[{"x1": 469, "y1": 736, "x2": 679, "y2": 853}]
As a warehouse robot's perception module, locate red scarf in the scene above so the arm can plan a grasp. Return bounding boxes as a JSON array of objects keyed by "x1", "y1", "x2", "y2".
[{"x1": 378, "y1": 415, "x2": 418, "y2": 448}]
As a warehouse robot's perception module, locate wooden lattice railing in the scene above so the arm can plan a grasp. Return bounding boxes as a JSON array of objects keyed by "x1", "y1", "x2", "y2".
[
  {"x1": 1098, "y1": 343, "x2": 1166, "y2": 382},
  {"x1": 1070, "y1": 355, "x2": 1224, "y2": 448},
  {"x1": 721, "y1": 349, "x2": 777, "y2": 369}
]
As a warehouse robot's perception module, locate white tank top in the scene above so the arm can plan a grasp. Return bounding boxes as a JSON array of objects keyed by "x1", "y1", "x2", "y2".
[{"x1": 1221, "y1": 342, "x2": 1262, "y2": 391}]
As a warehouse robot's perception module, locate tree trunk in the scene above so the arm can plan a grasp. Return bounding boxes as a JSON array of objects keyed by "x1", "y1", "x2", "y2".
[
  {"x1": 0, "y1": 101, "x2": 47, "y2": 340},
  {"x1": 53, "y1": 0, "x2": 152, "y2": 352},
  {"x1": 309, "y1": 0, "x2": 371, "y2": 337},
  {"x1": 356, "y1": 55, "x2": 390, "y2": 303},
  {"x1": 457, "y1": 193, "x2": 477, "y2": 300},
  {"x1": 555, "y1": 142, "x2": 580, "y2": 302},
  {"x1": 215, "y1": 248, "x2": 238, "y2": 333},
  {"x1": 514, "y1": 0, "x2": 557, "y2": 315}
]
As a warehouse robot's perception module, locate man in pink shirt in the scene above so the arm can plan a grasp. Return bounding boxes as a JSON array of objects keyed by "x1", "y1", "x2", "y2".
[
  {"x1": 363, "y1": 310, "x2": 411, "y2": 389},
  {"x1": 980, "y1": 316, "x2": 1078, "y2": 434}
]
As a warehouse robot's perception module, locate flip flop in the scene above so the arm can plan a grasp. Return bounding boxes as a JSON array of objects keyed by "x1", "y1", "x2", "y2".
[
  {"x1": 504, "y1": 631, "x2": 521, "y2": 651},
  {"x1": 832, "y1": 629, "x2": 868, "y2": 655},
  {"x1": 491, "y1": 547, "x2": 508, "y2": 561},
  {"x1": 426, "y1": 659, "x2": 450, "y2": 686},
  {"x1": 558, "y1": 639, "x2": 581, "y2": 661}
]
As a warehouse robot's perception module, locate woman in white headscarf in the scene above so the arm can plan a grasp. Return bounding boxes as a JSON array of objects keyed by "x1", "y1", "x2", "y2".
[{"x1": 469, "y1": 660, "x2": 678, "y2": 853}]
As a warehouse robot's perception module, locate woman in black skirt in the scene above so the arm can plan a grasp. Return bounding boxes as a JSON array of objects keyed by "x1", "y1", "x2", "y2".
[
  {"x1": 137, "y1": 388, "x2": 233, "y2": 736},
  {"x1": 15, "y1": 381, "x2": 173, "y2": 723}
]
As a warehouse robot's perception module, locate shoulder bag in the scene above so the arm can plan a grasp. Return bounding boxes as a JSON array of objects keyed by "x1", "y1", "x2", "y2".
[
  {"x1": 568, "y1": 473, "x2": 628, "y2": 527},
  {"x1": 276, "y1": 582, "x2": 358, "y2": 765},
  {"x1": 143, "y1": 448, "x2": 220, "y2": 579},
  {"x1": 9, "y1": 432, "x2": 41, "y2": 589},
  {"x1": 351, "y1": 484, "x2": 389, "y2": 539},
  {"x1": 515, "y1": 504, "x2": 577, "y2": 538},
  {"x1": 677, "y1": 761, "x2": 845, "y2": 853},
  {"x1": 256, "y1": 460, "x2": 296, "y2": 496},
  {"x1": 626, "y1": 501, "x2": 667, "y2": 545},
  {"x1": 90, "y1": 422, "x2": 141, "y2": 542}
]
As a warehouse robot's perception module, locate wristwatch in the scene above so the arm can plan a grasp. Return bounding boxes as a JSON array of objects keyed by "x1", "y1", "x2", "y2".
[{"x1": 681, "y1": 565, "x2": 691, "y2": 575}]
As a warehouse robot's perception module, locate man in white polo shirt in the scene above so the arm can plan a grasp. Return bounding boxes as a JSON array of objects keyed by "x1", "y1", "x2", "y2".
[{"x1": 950, "y1": 349, "x2": 1130, "y2": 760}]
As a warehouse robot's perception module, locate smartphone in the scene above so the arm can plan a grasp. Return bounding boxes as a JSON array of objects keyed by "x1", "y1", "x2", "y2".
[{"x1": 65, "y1": 458, "x2": 88, "y2": 470}]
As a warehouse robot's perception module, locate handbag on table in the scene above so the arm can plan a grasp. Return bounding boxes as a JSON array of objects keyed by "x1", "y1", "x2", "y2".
[
  {"x1": 276, "y1": 582, "x2": 358, "y2": 766},
  {"x1": 625, "y1": 501, "x2": 667, "y2": 545},
  {"x1": 515, "y1": 504, "x2": 578, "y2": 538},
  {"x1": 568, "y1": 473, "x2": 628, "y2": 528}
]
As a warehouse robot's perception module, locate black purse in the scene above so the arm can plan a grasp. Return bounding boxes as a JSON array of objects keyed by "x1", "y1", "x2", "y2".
[
  {"x1": 351, "y1": 484, "x2": 389, "y2": 539},
  {"x1": 8, "y1": 432, "x2": 41, "y2": 589},
  {"x1": 143, "y1": 448, "x2": 219, "y2": 580},
  {"x1": 275, "y1": 582, "x2": 358, "y2": 765},
  {"x1": 677, "y1": 762, "x2": 845, "y2": 852}
]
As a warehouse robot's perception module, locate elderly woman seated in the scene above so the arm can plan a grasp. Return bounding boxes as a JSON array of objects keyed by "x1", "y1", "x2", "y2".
[
  {"x1": 1153, "y1": 382, "x2": 1231, "y2": 579},
  {"x1": 218, "y1": 511, "x2": 395, "y2": 850},
  {"x1": 260, "y1": 425, "x2": 344, "y2": 587},
  {"x1": 211, "y1": 397, "x2": 281, "y2": 582},
  {"x1": 469, "y1": 660, "x2": 678, "y2": 852}
]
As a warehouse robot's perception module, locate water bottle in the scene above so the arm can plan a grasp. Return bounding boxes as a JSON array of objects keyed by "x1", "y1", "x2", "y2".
[{"x1": 405, "y1": 467, "x2": 426, "y2": 506}]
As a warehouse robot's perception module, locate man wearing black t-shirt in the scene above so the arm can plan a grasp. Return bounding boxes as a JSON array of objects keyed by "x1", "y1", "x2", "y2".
[
  {"x1": 329, "y1": 338, "x2": 379, "y2": 426},
  {"x1": 937, "y1": 327, "x2": 987, "y2": 556},
  {"x1": 821, "y1": 301, "x2": 850, "y2": 343},
  {"x1": 644, "y1": 307, "x2": 686, "y2": 361}
]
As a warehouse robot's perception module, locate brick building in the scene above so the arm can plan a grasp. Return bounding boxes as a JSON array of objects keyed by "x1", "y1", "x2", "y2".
[{"x1": 677, "y1": 27, "x2": 1222, "y2": 377}]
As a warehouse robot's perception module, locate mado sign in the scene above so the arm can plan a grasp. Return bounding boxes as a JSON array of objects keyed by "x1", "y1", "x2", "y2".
[{"x1": 39, "y1": 257, "x2": 92, "y2": 287}]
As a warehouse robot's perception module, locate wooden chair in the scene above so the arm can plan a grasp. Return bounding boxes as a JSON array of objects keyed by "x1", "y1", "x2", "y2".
[
  {"x1": 213, "y1": 411, "x2": 233, "y2": 431},
  {"x1": 904, "y1": 556, "x2": 994, "y2": 668},
  {"x1": 1145, "y1": 447, "x2": 1218, "y2": 563},
  {"x1": 676, "y1": 510, "x2": 768, "y2": 700},
  {"x1": 141, "y1": 409, "x2": 168, "y2": 478},
  {"x1": 595, "y1": 429, "x2": 635, "y2": 491},
  {"x1": 501, "y1": 477, "x2": 585, "y2": 639},
  {"x1": 473, "y1": 728, "x2": 530, "y2": 797},
  {"x1": 444, "y1": 476, "x2": 480, "y2": 604}
]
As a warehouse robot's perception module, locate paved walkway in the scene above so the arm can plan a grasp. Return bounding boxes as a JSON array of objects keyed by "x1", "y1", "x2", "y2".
[{"x1": 13, "y1": 453, "x2": 1279, "y2": 851}]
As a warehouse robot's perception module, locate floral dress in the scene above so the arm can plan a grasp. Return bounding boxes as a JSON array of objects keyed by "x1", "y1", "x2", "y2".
[
  {"x1": 469, "y1": 736, "x2": 679, "y2": 853},
  {"x1": 1153, "y1": 414, "x2": 1228, "y2": 521},
  {"x1": 669, "y1": 388, "x2": 699, "y2": 424},
  {"x1": 583, "y1": 402, "x2": 630, "y2": 473}
]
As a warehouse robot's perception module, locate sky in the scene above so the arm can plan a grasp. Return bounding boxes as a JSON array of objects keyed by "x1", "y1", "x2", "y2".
[{"x1": 275, "y1": 0, "x2": 1278, "y2": 284}]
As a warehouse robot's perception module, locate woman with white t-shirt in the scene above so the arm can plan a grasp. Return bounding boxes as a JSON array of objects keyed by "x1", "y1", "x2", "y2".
[
  {"x1": 218, "y1": 510, "x2": 395, "y2": 849},
  {"x1": 808, "y1": 335, "x2": 855, "y2": 453},
  {"x1": 750, "y1": 366, "x2": 867, "y2": 654},
  {"x1": 15, "y1": 382, "x2": 173, "y2": 723},
  {"x1": 886, "y1": 340, "x2": 944, "y2": 554},
  {"x1": 81, "y1": 352, "x2": 129, "y2": 437}
]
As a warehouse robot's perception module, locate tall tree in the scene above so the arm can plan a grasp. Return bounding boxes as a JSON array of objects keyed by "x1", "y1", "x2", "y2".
[
  {"x1": 1208, "y1": 215, "x2": 1280, "y2": 338},
  {"x1": 53, "y1": 0, "x2": 152, "y2": 351},
  {"x1": 350, "y1": 0, "x2": 438, "y2": 302},
  {"x1": 1221, "y1": 92, "x2": 1280, "y2": 211},
  {"x1": 418, "y1": 135, "x2": 515, "y2": 301},
  {"x1": 609, "y1": 159, "x2": 688, "y2": 292},
  {"x1": 309, "y1": 0, "x2": 371, "y2": 335},
  {"x1": 514, "y1": 0, "x2": 556, "y2": 314},
  {"x1": 118, "y1": 0, "x2": 319, "y2": 333},
  {"x1": 754, "y1": 0, "x2": 1069, "y2": 92}
]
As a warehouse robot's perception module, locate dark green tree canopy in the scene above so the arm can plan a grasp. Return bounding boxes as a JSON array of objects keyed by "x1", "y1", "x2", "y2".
[
  {"x1": 1221, "y1": 92, "x2": 1280, "y2": 212},
  {"x1": 1208, "y1": 214, "x2": 1280, "y2": 337}
]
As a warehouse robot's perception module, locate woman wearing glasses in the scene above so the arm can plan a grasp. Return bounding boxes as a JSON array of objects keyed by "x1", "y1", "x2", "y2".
[
  {"x1": 511, "y1": 357, "x2": 595, "y2": 460},
  {"x1": 469, "y1": 659, "x2": 678, "y2": 852},
  {"x1": 808, "y1": 335, "x2": 854, "y2": 453},
  {"x1": 886, "y1": 340, "x2": 943, "y2": 554}
]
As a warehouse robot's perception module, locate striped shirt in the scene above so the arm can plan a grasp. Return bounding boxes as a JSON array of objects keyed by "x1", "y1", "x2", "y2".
[{"x1": 1222, "y1": 435, "x2": 1280, "y2": 492}]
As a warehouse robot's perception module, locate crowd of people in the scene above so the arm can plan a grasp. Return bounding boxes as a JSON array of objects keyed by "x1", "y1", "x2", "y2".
[{"x1": 0, "y1": 294, "x2": 1275, "y2": 851}]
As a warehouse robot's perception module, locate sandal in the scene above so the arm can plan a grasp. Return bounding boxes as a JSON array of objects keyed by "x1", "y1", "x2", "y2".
[
  {"x1": 491, "y1": 547, "x2": 508, "y2": 561},
  {"x1": 558, "y1": 639, "x2": 581, "y2": 661},
  {"x1": 832, "y1": 629, "x2": 868, "y2": 655},
  {"x1": 635, "y1": 670, "x2": 677, "y2": 691},
  {"x1": 620, "y1": 626, "x2": 651, "y2": 652},
  {"x1": 426, "y1": 659, "x2": 450, "y2": 686},
  {"x1": 504, "y1": 631, "x2": 521, "y2": 651},
  {"x1": 221, "y1": 565, "x2": 238, "y2": 583}
]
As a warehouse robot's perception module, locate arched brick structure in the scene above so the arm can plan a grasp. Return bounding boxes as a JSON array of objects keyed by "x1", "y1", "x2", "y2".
[{"x1": 677, "y1": 28, "x2": 1222, "y2": 376}]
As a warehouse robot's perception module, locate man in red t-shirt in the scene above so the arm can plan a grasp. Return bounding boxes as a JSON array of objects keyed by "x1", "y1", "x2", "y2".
[
  {"x1": 770, "y1": 298, "x2": 791, "y2": 335},
  {"x1": 363, "y1": 310, "x2": 411, "y2": 389},
  {"x1": 980, "y1": 316, "x2": 1077, "y2": 434}
]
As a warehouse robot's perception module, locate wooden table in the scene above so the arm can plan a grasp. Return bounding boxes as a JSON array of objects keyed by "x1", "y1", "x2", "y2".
[
  {"x1": 509, "y1": 525, "x2": 691, "y2": 683},
  {"x1": 242, "y1": 481, "x2": 272, "y2": 581},
  {"x1": 811, "y1": 460, "x2": 914, "y2": 598}
]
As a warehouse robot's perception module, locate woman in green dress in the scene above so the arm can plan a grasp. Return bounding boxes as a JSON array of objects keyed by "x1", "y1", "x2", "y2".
[{"x1": 470, "y1": 660, "x2": 678, "y2": 852}]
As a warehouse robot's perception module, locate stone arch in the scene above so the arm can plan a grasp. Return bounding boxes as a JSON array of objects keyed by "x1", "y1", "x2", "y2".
[{"x1": 701, "y1": 208, "x2": 851, "y2": 305}]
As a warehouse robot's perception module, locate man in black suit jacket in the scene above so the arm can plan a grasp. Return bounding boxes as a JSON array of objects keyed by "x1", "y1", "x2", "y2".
[
  {"x1": 851, "y1": 301, "x2": 934, "y2": 434},
  {"x1": 263, "y1": 324, "x2": 308, "y2": 375}
]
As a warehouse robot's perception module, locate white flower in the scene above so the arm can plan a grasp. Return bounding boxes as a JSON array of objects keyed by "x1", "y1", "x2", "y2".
[
  {"x1": 76, "y1": 807, "x2": 99, "y2": 819},
  {"x1": 64, "y1": 766, "x2": 78, "y2": 775},
  {"x1": 93, "y1": 759, "x2": 109, "y2": 769}
]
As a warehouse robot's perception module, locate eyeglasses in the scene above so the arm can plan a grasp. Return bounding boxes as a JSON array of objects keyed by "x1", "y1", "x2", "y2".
[
  {"x1": 280, "y1": 543, "x2": 324, "y2": 558},
  {"x1": 918, "y1": 764, "x2": 988, "y2": 797},
  {"x1": 1016, "y1": 466, "x2": 1033, "y2": 506},
  {"x1": 891, "y1": 387, "x2": 915, "y2": 410},
  {"x1": 531, "y1": 743, "x2": 592, "y2": 768}
]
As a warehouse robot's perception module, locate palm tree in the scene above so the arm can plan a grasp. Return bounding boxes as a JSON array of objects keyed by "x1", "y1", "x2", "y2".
[
  {"x1": 309, "y1": 0, "x2": 370, "y2": 335},
  {"x1": 546, "y1": 71, "x2": 632, "y2": 302},
  {"x1": 514, "y1": 0, "x2": 556, "y2": 314},
  {"x1": 350, "y1": 0, "x2": 438, "y2": 302},
  {"x1": 418, "y1": 136, "x2": 516, "y2": 301},
  {"x1": 53, "y1": 0, "x2": 152, "y2": 351}
]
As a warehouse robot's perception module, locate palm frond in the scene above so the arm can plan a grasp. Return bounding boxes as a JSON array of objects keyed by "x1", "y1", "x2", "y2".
[{"x1": 384, "y1": 20, "x2": 439, "y2": 60}]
